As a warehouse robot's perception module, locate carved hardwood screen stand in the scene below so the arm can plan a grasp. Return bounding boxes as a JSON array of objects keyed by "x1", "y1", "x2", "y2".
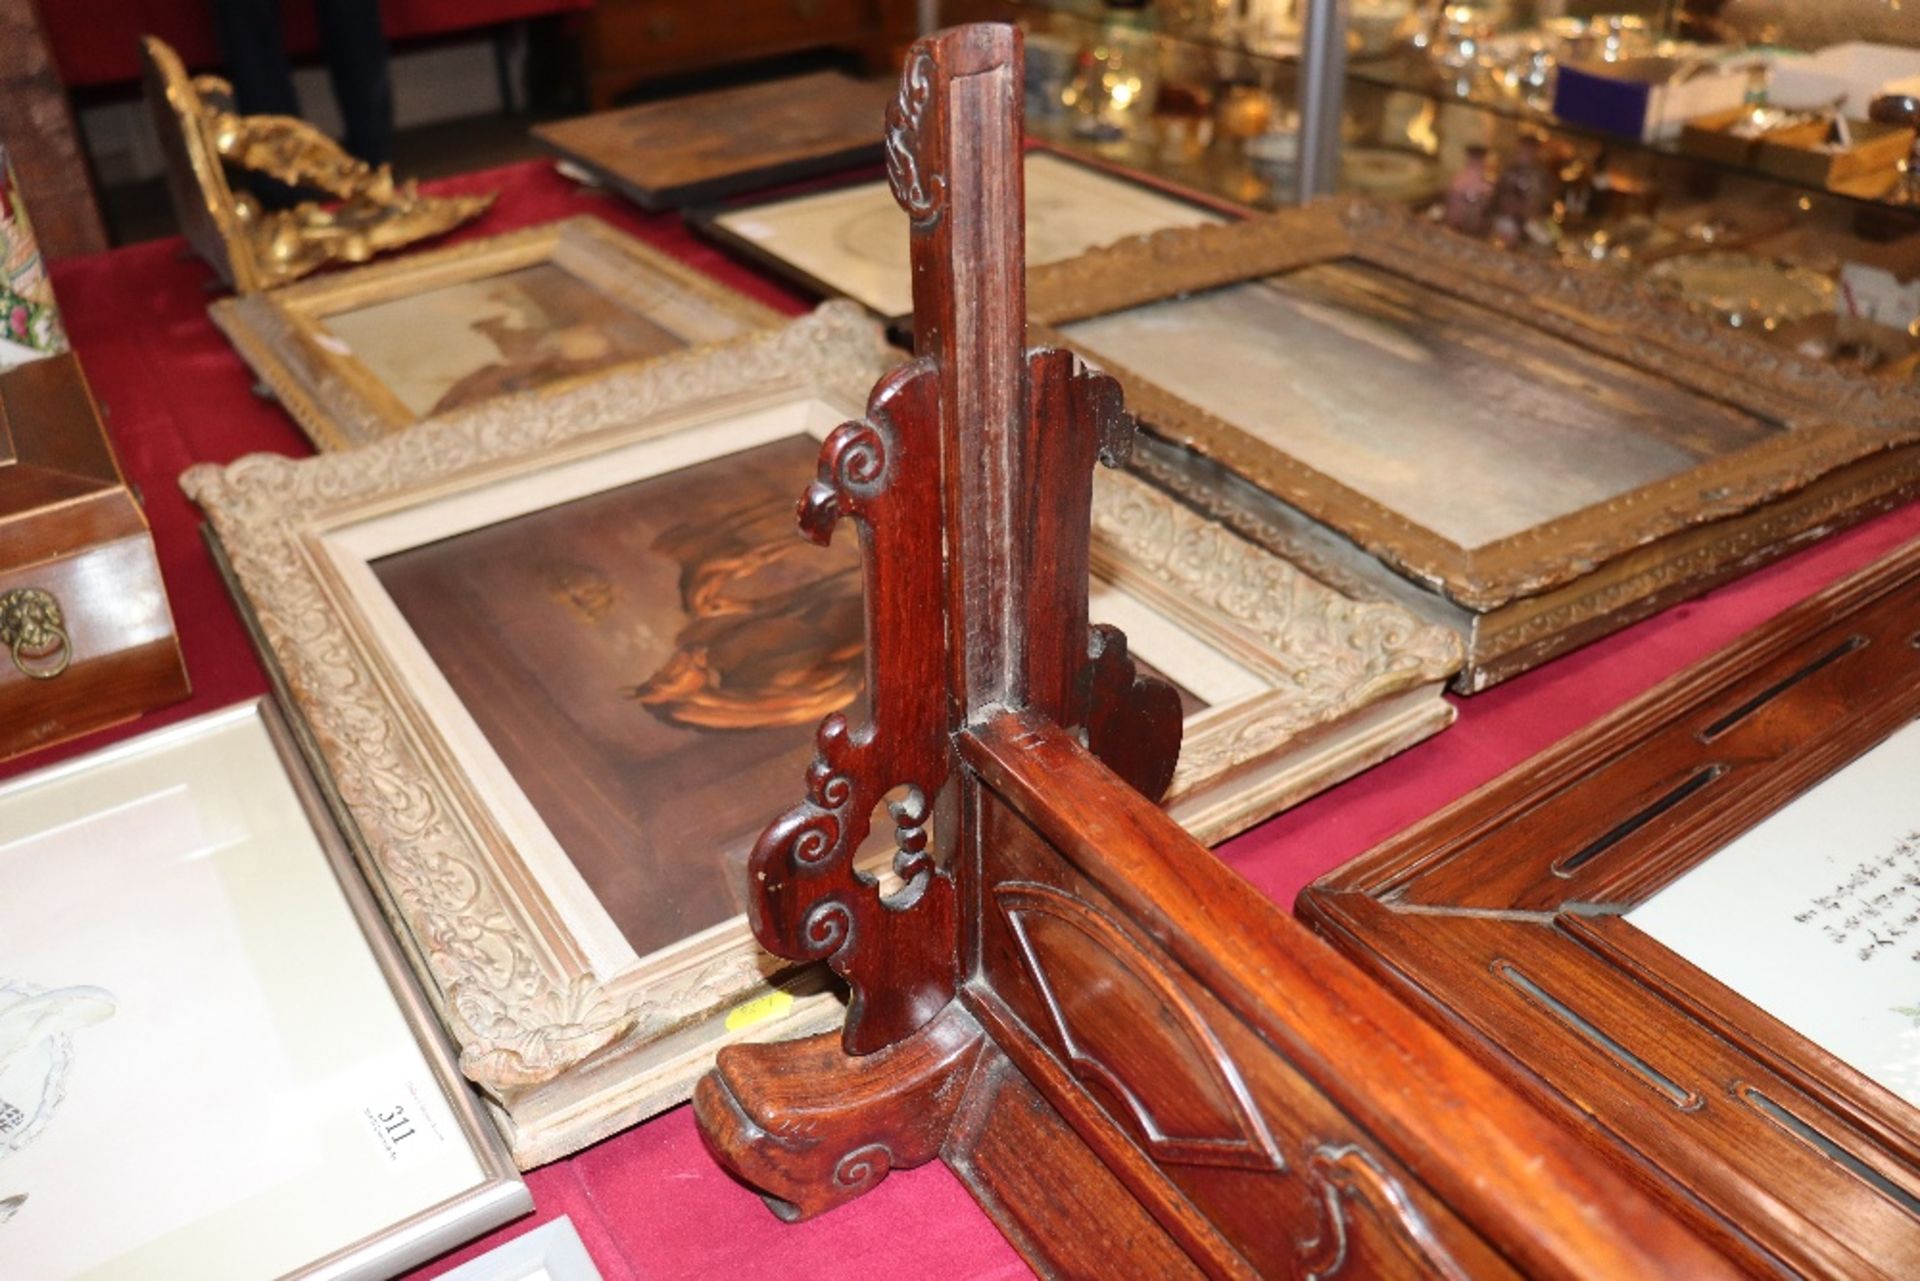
[{"x1": 693, "y1": 24, "x2": 1738, "y2": 1279}]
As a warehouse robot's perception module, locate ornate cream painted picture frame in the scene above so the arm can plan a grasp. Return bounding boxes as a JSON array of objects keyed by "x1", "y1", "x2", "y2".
[
  {"x1": 183, "y1": 306, "x2": 1457, "y2": 1165},
  {"x1": 1029, "y1": 202, "x2": 1920, "y2": 692},
  {"x1": 212, "y1": 215, "x2": 783, "y2": 451}
]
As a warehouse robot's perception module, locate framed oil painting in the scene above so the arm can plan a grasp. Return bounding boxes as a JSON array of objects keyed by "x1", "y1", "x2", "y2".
[
  {"x1": 1028, "y1": 202, "x2": 1920, "y2": 691},
  {"x1": 695, "y1": 150, "x2": 1230, "y2": 322},
  {"x1": 0, "y1": 699, "x2": 529, "y2": 1280},
  {"x1": 212, "y1": 216, "x2": 782, "y2": 450},
  {"x1": 1302, "y1": 541, "x2": 1920, "y2": 1279},
  {"x1": 184, "y1": 306, "x2": 1459, "y2": 1166}
]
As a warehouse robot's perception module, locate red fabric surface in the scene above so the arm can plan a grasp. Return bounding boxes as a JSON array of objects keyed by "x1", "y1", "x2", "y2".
[
  {"x1": 31, "y1": 155, "x2": 1920, "y2": 1278},
  {"x1": 1220, "y1": 501, "x2": 1920, "y2": 911},
  {"x1": 45, "y1": 0, "x2": 593, "y2": 88}
]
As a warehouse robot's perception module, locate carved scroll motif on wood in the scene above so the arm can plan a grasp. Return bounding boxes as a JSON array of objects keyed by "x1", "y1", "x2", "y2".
[
  {"x1": 748, "y1": 360, "x2": 959, "y2": 1056},
  {"x1": 746, "y1": 23, "x2": 1180, "y2": 1059},
  {"x1": 1300, "y1": 1143, "x2": 1470, "y2": 1281},
  {"x1": 884, "y1": 48, "x2": 945, "y2": 230}
]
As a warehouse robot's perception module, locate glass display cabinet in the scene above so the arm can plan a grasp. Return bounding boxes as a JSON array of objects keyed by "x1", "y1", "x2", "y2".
[{"x1": 986, "y1": 0, "x2": 1920, "y2": 377}]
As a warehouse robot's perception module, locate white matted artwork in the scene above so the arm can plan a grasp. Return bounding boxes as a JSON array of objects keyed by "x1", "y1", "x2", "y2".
[
  {"x1": 0, "y1": 700, "x2": 528, "y2": 1281},
  {"x1": 709, "y1": 152, "x2": 1226, "y2": 318},
  {"x1": 439, "y1": 1217, "x2": 602, "y2": 1281},
  {"x1": 1629, "y1": 717, "x2": 1920, "y2": 1106}
]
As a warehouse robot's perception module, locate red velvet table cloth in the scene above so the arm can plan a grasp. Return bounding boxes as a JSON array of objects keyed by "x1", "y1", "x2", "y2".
[{"x1": 34, "y1": 158, "x2": 1920, "y2": 1280}]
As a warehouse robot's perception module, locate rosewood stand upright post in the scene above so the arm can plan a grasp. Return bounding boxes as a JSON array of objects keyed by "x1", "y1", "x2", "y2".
[{"x1": 693, "y1": 23, "x2": 1738, "y2": 1279}]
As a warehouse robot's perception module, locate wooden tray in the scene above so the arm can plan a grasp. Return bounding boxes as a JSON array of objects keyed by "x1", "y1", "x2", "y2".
[
  {"x1": 0, "y1": 353, "x2": 189, "y2": 760},
  {"x1": 533, "y1": 71, "x2": 893, "y2": 211},
  {"x1": 1303, "y1": 539, "x2": 1920, "y2": 1279}
]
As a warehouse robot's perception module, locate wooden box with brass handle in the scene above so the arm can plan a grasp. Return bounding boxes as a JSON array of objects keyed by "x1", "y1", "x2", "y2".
[{"x1": 0, "y1": 352, "x2": 189, "y2": 760}]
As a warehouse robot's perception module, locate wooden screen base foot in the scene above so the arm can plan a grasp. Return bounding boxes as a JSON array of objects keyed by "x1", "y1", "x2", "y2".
[{"x1": 693, "y1": 1002, "x2": 988, "y2": 1222}]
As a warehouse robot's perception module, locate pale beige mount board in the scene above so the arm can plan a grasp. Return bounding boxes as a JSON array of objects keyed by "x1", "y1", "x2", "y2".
[
  {"x1": 182, "y1": 305, "x2": 1459, "y2": 1166},
  {"x1": 698, "y1": 149, "x2": 1230, "y2": 321},
  {"x1": 1030, "y1": 200, "x2": 1920, "y2": 692},
  {"x1": 212, "y1": 215, "x2": 783, "y2": 451}
]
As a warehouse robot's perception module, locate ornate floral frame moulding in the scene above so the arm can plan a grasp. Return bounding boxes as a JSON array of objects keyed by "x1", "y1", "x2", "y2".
[
  {"x1": 182, "y1": 304, "x2": 1458, "y2": 1164},
  {"x1": 212, "y1": 215, "x2": 784, "y2": 452},
  {"x1": 1029, "y1": 201, "x2": 1920, "y2": 685}
]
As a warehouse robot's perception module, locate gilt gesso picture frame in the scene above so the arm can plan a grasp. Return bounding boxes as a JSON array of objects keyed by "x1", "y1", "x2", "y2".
[
  {"x1": 0, "y1": 699, "x2": 529, "y2": 1280},
  {"x1": 1029, "y1": 201, "x2": 1920, "y2": 692},
  {"x1": 184, "y1": 307, "x2": 1459, "y2": 1165},
  {"x1": 695, "y1": 149, "x2": 1231, "y2": 322},
  {"x1": 212, "y1": 215, "x2": 783, "y2": 451}
]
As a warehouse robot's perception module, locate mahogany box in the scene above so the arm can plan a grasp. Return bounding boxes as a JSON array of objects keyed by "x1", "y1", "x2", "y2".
[{"x1": 0, "y1": 352, "x2": 188, "y2": 759}]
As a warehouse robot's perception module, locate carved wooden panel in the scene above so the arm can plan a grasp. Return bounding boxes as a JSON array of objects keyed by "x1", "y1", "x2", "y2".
[
  {"x1": 743, "y1": 21, "x2": 1180, "y2": 1057},
  {"x1": 995, "y1": 881, "x2": 1285, "y2": 1172},
  {"x1": 1305, "y1": 540, "x2": 1920, "y2": 1279},
  {"x1": 967, "y1": 773, "x2": 1510, "y2": 1281}
]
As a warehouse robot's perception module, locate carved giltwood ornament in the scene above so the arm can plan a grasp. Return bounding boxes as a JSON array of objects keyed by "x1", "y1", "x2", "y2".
[{"x1": 141, "y1": 36, "x2": 493, "y2": 293}]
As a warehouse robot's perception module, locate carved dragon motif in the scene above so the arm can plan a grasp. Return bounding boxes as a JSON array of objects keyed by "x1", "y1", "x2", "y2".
[{"x1": 884, "y1": 49, "x2": 946, "y2": 228}]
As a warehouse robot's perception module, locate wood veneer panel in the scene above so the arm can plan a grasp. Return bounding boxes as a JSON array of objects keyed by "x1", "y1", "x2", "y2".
[{"x1": 1305, "y1": 538, "x2": 1920, "y2": 1280}]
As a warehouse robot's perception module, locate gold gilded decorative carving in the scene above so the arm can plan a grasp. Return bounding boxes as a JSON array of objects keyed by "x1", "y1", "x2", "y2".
[{"x1": 141, "y1": 36, "x2": 493, "y2": 294}]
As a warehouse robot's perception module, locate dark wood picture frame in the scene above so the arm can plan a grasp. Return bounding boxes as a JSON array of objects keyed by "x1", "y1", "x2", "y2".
[
  {"x1": 1302, "y1": 539, "x2": 1920, "y2": 1279},
  {"x1": 533, "y1": 71, "x2": 895, "y2": 212},
  {"x1": 1027, "y1": 205, "x2": 1920, "y2": 691}
]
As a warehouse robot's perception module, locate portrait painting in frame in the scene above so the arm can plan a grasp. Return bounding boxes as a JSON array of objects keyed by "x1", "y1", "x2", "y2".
[
  {"x1": 212, "y1": 215, "x2": 783, "y2": 450},
  {"x1": 185, "y1": 306, "x2": 1459, "y2": 1165}
]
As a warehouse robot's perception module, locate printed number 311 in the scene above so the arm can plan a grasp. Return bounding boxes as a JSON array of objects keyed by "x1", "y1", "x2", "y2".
[{"x1": 374, "y1": 1105, "x2": 416, "y2": 1144}]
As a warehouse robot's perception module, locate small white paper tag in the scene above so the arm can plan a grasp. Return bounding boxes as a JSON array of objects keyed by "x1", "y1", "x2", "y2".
[{"x1": 360, "y1": 1080, "x2": 448, "y2": 1168}]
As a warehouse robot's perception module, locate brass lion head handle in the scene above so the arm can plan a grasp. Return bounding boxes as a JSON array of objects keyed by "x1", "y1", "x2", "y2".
[{"x1": 0, "y1": 588, "x2": 72, "y2": 680}]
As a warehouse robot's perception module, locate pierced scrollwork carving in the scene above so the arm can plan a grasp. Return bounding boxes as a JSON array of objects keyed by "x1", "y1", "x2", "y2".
[
  {"x1": 749, "y1": 359, "x2": 960, "y2": 1056},
  {"x1": 885, "y1": 50, "x2": 946, "y2": 228},
  {"x1": 1299, "y1": 1142, "x2": 1469, "y2": 1281}
]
